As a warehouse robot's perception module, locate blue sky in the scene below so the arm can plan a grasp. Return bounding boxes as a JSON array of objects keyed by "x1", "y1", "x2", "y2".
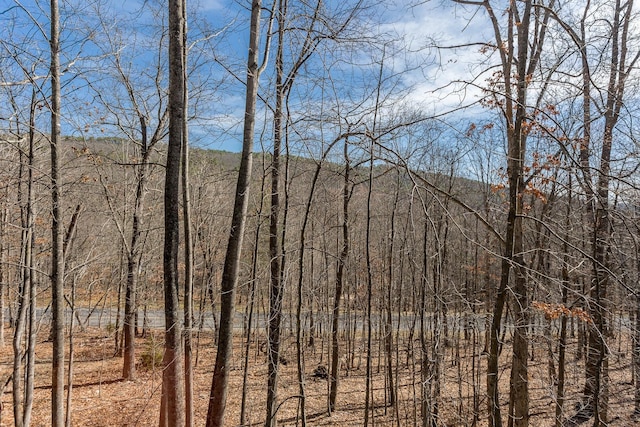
[
  {"x1": 0, "y1": 0, "x2": 501, "y2": 158},
  {"x1": 3, "y1": 0, "x2": 640, "y2": 200}
]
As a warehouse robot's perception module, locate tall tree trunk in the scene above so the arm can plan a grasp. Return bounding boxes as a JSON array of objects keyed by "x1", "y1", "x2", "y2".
[
  {"x1": 206, "y1": 0, "x2": 266, "y2": 424},
  {"x1": 13, "y1": 149, "x2": 30, "y2": 427},
  {"x1": 506, "y1": 5, "x2": 533, "y2": 427},
  {"x1": 329, "y1": 140, "x2": 350, "y2": 413},
  {"x1": 122, "y1": 123, "x2": 149, "y2": 381},
  {"x1": 240, "y1": 162, "x2": 267, "y2": 426},
  {"x1": 556, "y1": 174, "x2": 572, "y2": 427},
  {"x1": 12, "y1": 90, "x2": 38, "y2": 427},
  {"x1": 65, "y1": 277, "x2": 76, "y2": 427},
  {"x1": 384, "y1": 170, "x2": 399, "y2": 409},
  {"x1": 475, "y1": 1, "x2": 547, "y2": 424},
  {"x1": 0, "y1": 201, "x2": 5, "y2": 350},
  {"x1": 295, "y1": 135, "x2": 345, "y2": 424},
  {"x1": 181, "y1": 1, "x2": 194, "y2": 423},
  {"x1": 24, "y1": 229, "x2": 36, "y2": 427},
  {"x1": 635, "y1": 259, "x2": 640, "y2": 417},
  {"x1": 420, "y1": 211, "x2": 431, "y2": 427},
  {"x1": 578, "y1": 2, "x2": 637, "y2": 424},
  {"x1": 364, "y1": 48, "x2": 385, "y2": 427},
  {"x1": 363, "y1": 137, "x2": 375, "y2": 427},
  {"x1": 159, "y1": 1, "x2": 186, "y2": 425},
  {"x1": 50, "y1": 1, "x2": 66, "y2": 424},
  {"x1": 265, "y1": 1, "x2": 286, "y2": 425}
]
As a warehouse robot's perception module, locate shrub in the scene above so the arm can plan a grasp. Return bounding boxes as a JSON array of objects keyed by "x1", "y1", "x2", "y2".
[{"x1": 139, "y1": 335, "x2": 164, "y2": 371}]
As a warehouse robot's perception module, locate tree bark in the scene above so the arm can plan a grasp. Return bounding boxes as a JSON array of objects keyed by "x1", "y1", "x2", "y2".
[
  {"x1": 122, "y1": 120, "x2": 149, "y2": 381},
  {"x1": 240, "y1": 161, "x2": 267, "y2": 426},
  {"x1": 576, "y1": 2, "x2": 637, "y2": 424},
  {"x1": 474, "y1": 1, "x2": 547, "y2": 424},
  {"x1": 206, "y1": 0, "x2": 264, "y2": 424},
  {"x1": 265, "y1": 2, "x2": 286, "y2": 425},
  {"x1": 0, "y1": 202, "x2": 5, "y2": 350},
  {"x1": 180, "y1": 1, "x2": 194, "y2": 423},
  {"x1": 384, "y1": 170, "x2": 399, "y2": 409},
  {"x1": 329, "y1": 141, "x2": 350, "y2": 413},
  {"x1": 159, "y1": 1, "x2": 186, "y2": 425},
  {"x1": 296, "y1": 135, "x2": 346, "y2": 423},
  {"x1": 50, "y1": 1, "x2": 66, "y2": 424},
  {"x1": 635, "y1": 268, "x2": 640, "y2": 417}
]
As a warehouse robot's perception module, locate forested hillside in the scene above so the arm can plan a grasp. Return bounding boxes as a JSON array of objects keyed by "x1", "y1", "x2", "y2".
[{"x1": 2, "y1": 0, "x2": 640, "y2": 426}]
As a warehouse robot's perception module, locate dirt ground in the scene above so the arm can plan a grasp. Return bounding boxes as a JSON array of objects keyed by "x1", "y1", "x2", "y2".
[{"x1": 0, "y1": 326, "x2": 638, "y2": 426}]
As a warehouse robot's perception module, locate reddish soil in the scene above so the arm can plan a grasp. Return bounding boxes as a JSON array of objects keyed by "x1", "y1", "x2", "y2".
[{"x1": 0, "y1": 327, "x2": 637, "y2": 426}]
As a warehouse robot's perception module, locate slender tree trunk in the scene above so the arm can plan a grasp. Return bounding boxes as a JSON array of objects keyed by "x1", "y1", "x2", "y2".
[
  {"x1": 635, "y1": 266, "x2": 640, "y2": 417},
  {"x1": 65, "y1": 277, "x2": 76, "y2": 427},
  {"x1": 122, "y1": 142, "x2": 149, "y2": 381},
  {"x1": 430, "y1": 172, "x2": 455, "y2": 426},
  {"x1": 265, "y1": 2, "x2": 286, "y2": 424},
  {"x1": 181, "y1": 2, "x2": 194, "y2": 423},
  {"x1": 0, "y1": 203, "x2": 5, "y2": 349},
  {"x1": 206, "y1": 0, "x2": 265, "y2": 424},
  {"x1": 50, "y1": 1, "x2": 66, "y2": 424},
  {"x1": 548, "y1": 173, "x2": 569, "y2": 426},
  {"x1": 507, "y1": 6, "x2": 534, "y2": 427},
  {"x1": 330, "y1": 141, "x2": 350, "y2": 413},
  {"x1": 13, "y1": 175, "x2": 30, "y2": 427},
  {"x1": 240, "y1": 163, "x2": 266, "y2": 426},
  {"x1": 13, "y1": 94, "x2": 37, "y2": 427},
  {"x1": 114, "y1": 245, "x2": 125, "y2": 356},
  {"x1": 580, "y1": 3, "x2": 636, "y2": 424},
  {"x1": 385, "y1": 170, "x2": 399, "y2": 409},
  {"x1": 420, "y1": 213, "x2": 430, "y2": 427},
  {"x1": 479, "y1": 1, "x2": 542, "y2": 424},
  {"x1": 159, "y1": 1, "x2": 186, "y2": 425},
  {"x1": 294, "y1": 134, "x2": 344, "y2": 424},
  {"x1": 364, "y1": 48, "x2": 386, "y2": 427},
  {"x1": 294, "y1": 205, "x2": 307, "y2": 426},
  {"x1": 24, "y1": 227, "x2": 36, "y2": 427},
  {"x1": 431, "y1": 227, "x2": 443, "y2": 427},
  {"x1": 363, "y1": 140, "x2": 375, "y2": 427}
]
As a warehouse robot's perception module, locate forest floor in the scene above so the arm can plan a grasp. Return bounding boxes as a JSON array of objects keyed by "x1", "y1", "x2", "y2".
[{"x1": 0, "y1": 325, "x2": 637, "y2": 426}]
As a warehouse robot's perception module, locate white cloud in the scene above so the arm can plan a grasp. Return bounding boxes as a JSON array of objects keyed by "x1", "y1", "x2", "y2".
[
  {"x1": 377, "y1": 1, "x2": 500, "y2": 115},
  {"x1": 195, "y1": 0, "x2": 224, "y2": 12}
]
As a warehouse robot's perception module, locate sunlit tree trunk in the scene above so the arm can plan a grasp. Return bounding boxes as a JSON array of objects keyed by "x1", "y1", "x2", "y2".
[
  {"x1": 159, "y1": 0, "x2": 186, "y2": 425},
  {"x1": 13, "y1": 128, "x2": 33, "y2": 427},
  {"x1": 50, "y1": 1, "x2": 66, "y2": 424},
  {"x1": 0, "y1": 200, "x2": 5, "y2": 350},
  {"x1": 265, "y1": 1, "x2": 286, "y2": 422},
  {"x1": 465, "y1": 1, "x2": 550, "y2": 425},
  {"x1": 180, "y1": 1, "x2": 194, "y2": 423},
  {"x1": 206, "y1": 0, "x2": 266, "y2": 424},
  {"x1": 635, "y1": 257, "x2": 640, "y2": 417}
]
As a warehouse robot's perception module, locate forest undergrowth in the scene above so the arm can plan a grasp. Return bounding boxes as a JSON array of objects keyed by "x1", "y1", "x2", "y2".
[{"x1": 0, "y1": 320, "x2": 636, "y2": 427}]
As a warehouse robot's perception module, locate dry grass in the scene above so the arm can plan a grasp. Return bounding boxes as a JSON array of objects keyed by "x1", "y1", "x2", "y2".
[{"x1": 0, "y1": 325, "x2": 637, "y2": 426}]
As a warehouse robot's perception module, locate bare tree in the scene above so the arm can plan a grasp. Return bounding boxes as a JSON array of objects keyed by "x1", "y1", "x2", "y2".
[
  {"x1": 265, "y1": 1, "x2": 363, "y2": 422},
  {"x1": 578, "y1": 2, "x2": 639, "y2": 423},
  {"x1": 449, "y1": 2, "x2": 553, "y2": 425},
  {"x1": 548, "y1": 1, "x2": 640, "y2": 423},
  {"x1": 181, "y1": 0, "x2": 194, "y2": 423},
  {"x1": 50, "y1": 0, "x2": 66, "y2": 425},
  {"x1": 329, "y1": 139, "x2": 351, "y2": 413},
  {"x1": 12, "y1": 96, "x2": 37, "y2": 427},
  {"x1": 159, "y1": 0, "x2": 186, "y2": 425},
  {"x1": 206, "y1": 0, "x2": 270, "y2": 424}
]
